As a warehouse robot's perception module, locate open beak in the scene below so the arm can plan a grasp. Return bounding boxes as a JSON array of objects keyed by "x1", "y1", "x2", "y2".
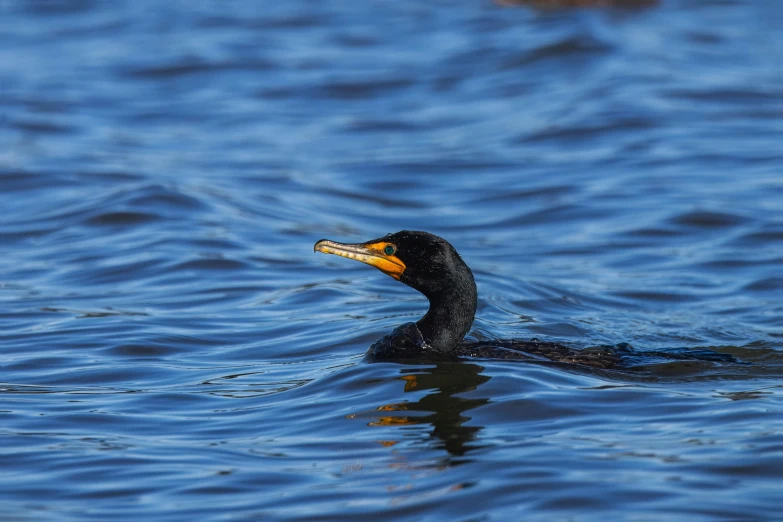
[{"x1": 314, "y1": 239, "x2": 406, "y2": 280}]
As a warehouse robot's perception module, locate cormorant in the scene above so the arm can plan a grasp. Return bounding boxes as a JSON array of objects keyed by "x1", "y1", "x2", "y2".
[{"x1": 314, "y1": 230, "x2": 735, "y2": 368}]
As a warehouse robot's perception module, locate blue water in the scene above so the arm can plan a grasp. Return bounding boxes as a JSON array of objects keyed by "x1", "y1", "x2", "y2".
[{"x1": 1, "y1": 0, "x2": 782, "y2": 520}]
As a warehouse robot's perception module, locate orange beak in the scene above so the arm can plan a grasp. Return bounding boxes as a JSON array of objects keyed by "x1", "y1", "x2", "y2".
[{"x1": 314, "y1": 239, "x2": 406, "y2": 280}]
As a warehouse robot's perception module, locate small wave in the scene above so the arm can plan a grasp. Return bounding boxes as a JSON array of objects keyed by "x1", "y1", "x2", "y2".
[
  {"x1": 173, "y1": 258, "x2": 250, "y2": 271},
  {"x1": 124, "y1": 59, "x2": 277, "y2": 79},
  {"x1": 743, "y1": 278, "x2": 783, "y2": 293},
  {"x1": 85, "y1": 211, "x2": 161, "y2": 226},
  {"x1": 668, "y1": 210, "x2": 750, "y2": 229},
  {"x1": 319, "y1": 77, "x2": 416, "y2": 100},
  {"x1": 501, "y1": 36, "x2": 613, "y2": 69}
]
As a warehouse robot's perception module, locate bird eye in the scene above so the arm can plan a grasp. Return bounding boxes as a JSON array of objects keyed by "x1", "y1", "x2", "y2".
[{"x1": 384, "y1": 245, "x2": 396, "y2": 256}]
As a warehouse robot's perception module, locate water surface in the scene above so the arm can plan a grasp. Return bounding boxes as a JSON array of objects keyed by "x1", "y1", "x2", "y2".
[{"x1": 1, "y1": 0, "x2": 782, "y2": 520}]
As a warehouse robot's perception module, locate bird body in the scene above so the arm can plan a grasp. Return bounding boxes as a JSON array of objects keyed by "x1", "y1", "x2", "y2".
[{"x1": 315, "y1": 230, "x2": 736, "y2": 368}]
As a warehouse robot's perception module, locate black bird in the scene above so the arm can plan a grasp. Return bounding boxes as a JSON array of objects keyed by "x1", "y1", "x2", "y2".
[{"x1": 314, "y1": 230, "x2": 736, "y2": 368}]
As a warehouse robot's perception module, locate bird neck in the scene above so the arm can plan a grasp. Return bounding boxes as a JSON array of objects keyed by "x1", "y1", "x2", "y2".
[{"x1": 415, "y1": 276, "x2": 477, "y2": 353}]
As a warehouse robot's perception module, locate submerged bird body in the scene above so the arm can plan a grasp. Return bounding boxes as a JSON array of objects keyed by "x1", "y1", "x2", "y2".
[
  {"x1": 314, "y1": 230, "x2": 736, "y2": 368},
  {"x1": 367, "y1": 321, "x2": 625, "y2": 368}
]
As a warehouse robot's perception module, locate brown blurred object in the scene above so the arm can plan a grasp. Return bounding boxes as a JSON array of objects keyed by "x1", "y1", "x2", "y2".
[{"x1": 496, "y1": 0, "x2": 659, "y2": 8}]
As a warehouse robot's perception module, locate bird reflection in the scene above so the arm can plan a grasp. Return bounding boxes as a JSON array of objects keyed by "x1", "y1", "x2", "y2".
[{"x1": 353, "y1": 361, "x2": 491, "y2": 458}]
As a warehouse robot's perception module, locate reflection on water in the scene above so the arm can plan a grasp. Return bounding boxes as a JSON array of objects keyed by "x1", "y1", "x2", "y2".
[{"x1": 351, "y1": 362, "x2": 491, "y2": 458}]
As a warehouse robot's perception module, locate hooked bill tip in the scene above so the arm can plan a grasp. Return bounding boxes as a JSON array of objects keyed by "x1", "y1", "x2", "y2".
[{"x1": 314, "y1": 239, "x2": 330, "y2": 253}]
